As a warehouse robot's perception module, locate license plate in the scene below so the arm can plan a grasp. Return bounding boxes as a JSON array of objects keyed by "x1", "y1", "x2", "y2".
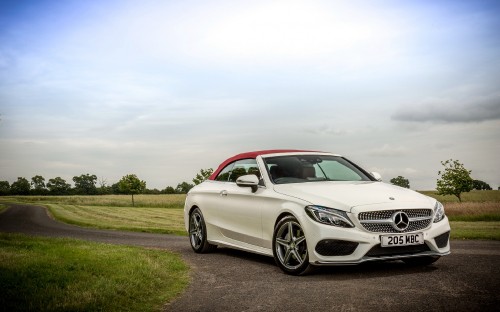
[{"x1": 381, "y1": 233, "x2": 424, "y2": 247}]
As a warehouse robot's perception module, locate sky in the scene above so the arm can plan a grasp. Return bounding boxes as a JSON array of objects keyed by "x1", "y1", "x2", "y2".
[{"x1": 1, "y1": 0, "x2": 499, "y2": 190}]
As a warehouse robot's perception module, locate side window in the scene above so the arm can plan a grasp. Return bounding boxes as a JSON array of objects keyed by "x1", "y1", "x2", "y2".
[
  {"x1": 216, "y1": 159, "x2": 263, "y2": 183},
  {"x1": 229, "y1": 166, "x2": 247, "y2": 182},
  {"x1": 228, "y1": 159, "x2": 261, "y2": 183},
  {"x1": 215, "y1": 162, "x2": 235, "y2": 182},
  {"x1": 247, "y1": 167, "x2": 261, "y2": 179}
]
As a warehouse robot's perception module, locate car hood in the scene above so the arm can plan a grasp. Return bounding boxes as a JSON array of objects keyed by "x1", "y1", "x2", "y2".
[{"x1": 272, "y1": 181, "x2": 433, "y2": 212}]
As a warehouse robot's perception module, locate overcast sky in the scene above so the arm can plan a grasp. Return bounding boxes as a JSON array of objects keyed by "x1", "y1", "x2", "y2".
[{"x1": 1, "y1": 0, "x2": 499, "y2": 190}]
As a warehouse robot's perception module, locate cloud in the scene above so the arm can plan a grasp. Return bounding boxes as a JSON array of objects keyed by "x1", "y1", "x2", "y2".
[
  {"x1": 368, "y1": 144, "x2": 408, "y2": 157},
  {"x1": 392, "y1": 93, "x2": 500, "y2": 123},
  {"x1": 1, "y1": 0, "x2": 500, "y2": 191},
  {"x1": 303, "y1": 124, "x2": 346, "y2": 136}
]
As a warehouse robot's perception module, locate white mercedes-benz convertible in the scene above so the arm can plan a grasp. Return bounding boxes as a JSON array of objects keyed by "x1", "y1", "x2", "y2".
[{"x1": 184, "y1": 150, "x2": 450, "y2": 275}]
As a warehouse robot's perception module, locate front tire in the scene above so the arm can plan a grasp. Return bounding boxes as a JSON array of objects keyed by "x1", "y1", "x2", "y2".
[
  {"x1": 189, "y1": 208, "x2": 217, "y2": 253},
  {"x1": 272, "y1": 215, "x2": 311, "y2": 275}
]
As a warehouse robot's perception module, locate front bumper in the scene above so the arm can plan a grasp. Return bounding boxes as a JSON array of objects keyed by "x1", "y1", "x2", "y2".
[
  {"x1": 314, "y1": 249, "x2": 450, "y2": 266},
  {"x1": 302, "y1": 214, "x2": 451, "y2": 265}
]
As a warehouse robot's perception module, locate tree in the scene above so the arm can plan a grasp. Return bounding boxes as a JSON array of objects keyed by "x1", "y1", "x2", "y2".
[
  {"x1": 73, "y1": 174, "x2": 98, "y2": 195},
  {"x1": 111, "y1": 182, "x2": 121, "y2": 195},
  {"x1": 192, "y1": 168, "x2": 214, "y2": 185},
  {"x1": 118, "y1": 174, "x2": 146, "y2": 207},
  {"x1": 175, "y1": 182, "x2": 194, "y2": 194},
  {"x1": 10, "y1": 177, "x2": 31, "y2": 195},
  {"x1": 144, "y1": 188, "x2": 161, "y2": 195},
  {"x1": 31, "y1": 175, "x2": 47, "y2": 195},
  {"x1": 162, "y1": 186, "x2": 176, "y2": 194},
  {"x1": 97, "y1": 177, "x2": 112, "y2": 195},
  {"x1": 390, "y1": 176, "x2": 410, "y2": 188},
  {"x1": 47, "y1": 177, "x2": 71, "y2": 195},
  {"x1": 472, "y1": 180, "x2": 492, "y2": 190},
  {"x1": 436, "y1": 159, "x2": 473, "y2": 202},
  {"x1": 0, "y1": 181, "x2": 10, "y2": 196}
]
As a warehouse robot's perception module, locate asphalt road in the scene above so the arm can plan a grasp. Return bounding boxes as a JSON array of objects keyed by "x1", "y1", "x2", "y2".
[{"x1": 1, "y1": 203, "x2": 499, "y2": 312}]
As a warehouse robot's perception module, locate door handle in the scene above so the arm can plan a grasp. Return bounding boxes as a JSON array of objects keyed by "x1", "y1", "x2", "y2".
[{"x1": 220, "y1": 190, "x2": 228, "y2": 197}]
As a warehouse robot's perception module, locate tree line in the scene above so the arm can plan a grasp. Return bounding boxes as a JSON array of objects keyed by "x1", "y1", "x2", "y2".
[
  {"x1": 0, "y1": 169, "x2": 214, "y2": 196},
  {"x1": 1, "y1": 160, "x2": 495, "y2": 201}
]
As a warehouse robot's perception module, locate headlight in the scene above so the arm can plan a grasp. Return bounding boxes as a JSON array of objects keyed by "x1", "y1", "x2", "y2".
[
  {"x1": 433, "y1": 201, "x2": 445, "y2": 223},
  {"x1": 305, "y1": 205, "x2": 354, "y2": 228}
]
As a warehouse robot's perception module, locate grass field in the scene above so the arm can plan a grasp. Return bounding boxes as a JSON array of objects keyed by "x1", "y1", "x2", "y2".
[
  {"x1": 0, "y1": 233, "x2": 189, "y2": 311},
  {"x1": 47, "y1": 204, "x2": 186, "y2": 235},
  {"x1": 1, "y1": 190, "x2": 499, "y2": 240},
  {"x1": 2, "y1": 194, "x2": 186, "y2": 208},
  {"x1": 445, "y1": 202, "x2": 500, "y2": 221},
  {"x1": 419, "y1": 190, "x2": 500, "y2": 203},
  {"x1": 449, "y1": 222, "x2": 499, "y2": 240},
  {"x1": 423, "y1": 191, "x2": 500, "y2": 239}
]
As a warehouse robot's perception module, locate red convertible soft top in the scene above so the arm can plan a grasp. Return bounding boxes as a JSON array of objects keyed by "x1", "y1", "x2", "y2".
[{"x1": 208, "y1": 149, "x2": 316, "y2": 180}]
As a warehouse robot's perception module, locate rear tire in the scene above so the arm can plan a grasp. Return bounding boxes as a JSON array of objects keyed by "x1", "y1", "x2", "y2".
[
  {"x1": 272, "y1": 215, "x2": 312, "y2": 275},
  {"x1": 402, "y1": 256, "x2": 440, "y2": 266},
  {"x1": 189, "y1": 208, "x2": 217, "y2": 253}
]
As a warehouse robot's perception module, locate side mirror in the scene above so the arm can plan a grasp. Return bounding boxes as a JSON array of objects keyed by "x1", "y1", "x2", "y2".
[
  {"x1": 236, "y1": 174, "x2": 259, "y2": 192},
  {"x1": 371, "y1": 172, "x2": 382, "y2": 181}
]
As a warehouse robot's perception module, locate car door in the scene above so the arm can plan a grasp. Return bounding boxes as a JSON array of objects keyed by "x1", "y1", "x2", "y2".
[{"x1": 210, "y1": 159, "x2": 267, "y2": 248}]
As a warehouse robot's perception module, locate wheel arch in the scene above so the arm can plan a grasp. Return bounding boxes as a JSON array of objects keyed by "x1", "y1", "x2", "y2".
[
  {"x1": 188, "y1": 205, "x2": 200, "y2": 216},
  {"x1": 274, "y1": 211, "x2": 296, "y2": 229},
  {"x1": 185, "y1": 205, "x2": 200, "y2": 232}
]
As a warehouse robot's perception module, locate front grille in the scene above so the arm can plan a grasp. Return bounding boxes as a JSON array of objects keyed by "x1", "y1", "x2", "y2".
[
  {"x1": 435, "y1": 231, "x2": 450, "y2": 248},
  {"x1": 358, "y1": 209, "x2": 433, "y2": 233},
  {"x1": 366, "y1": 243, "x2": 431, "y2": 257},
  {"x1": 315, "y1": 240, "x2": 358, "y2": 256}
]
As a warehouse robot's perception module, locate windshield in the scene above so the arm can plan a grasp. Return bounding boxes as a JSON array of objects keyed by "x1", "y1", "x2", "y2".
[{"x1": 264, "y1": 155, "x2": 372, "y2": 184}]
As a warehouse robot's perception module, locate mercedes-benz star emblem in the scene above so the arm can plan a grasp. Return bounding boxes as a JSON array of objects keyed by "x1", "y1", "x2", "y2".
[{"x1": 392, "y1": 211, "x2": 409, "y2": 231}]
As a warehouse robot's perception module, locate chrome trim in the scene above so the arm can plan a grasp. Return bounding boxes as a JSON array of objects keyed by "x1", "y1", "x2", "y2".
[
  {"x1": 360, "y1": 216, "x2": 432, "y2": 224},
  {"x1": 358, "y1": 209, "x2": 433, "y2": 233},
  {"x1": 392, "y1": 211, "x2": 409, "y2": 231},
  {"x1": 313, "y1": 250, "x2": 450, "y2": 266}
]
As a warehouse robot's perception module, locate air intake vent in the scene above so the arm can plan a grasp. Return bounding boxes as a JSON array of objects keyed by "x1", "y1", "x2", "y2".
[
  {"x1": 434, "y1": 231, "x2": 450, "y2": 248},
  {"x1": 366, "y1": 244, "x2": 431, "y2": 257},
  {"x1": 315, "y1": 240, "x2": 359, "y2": 256}
]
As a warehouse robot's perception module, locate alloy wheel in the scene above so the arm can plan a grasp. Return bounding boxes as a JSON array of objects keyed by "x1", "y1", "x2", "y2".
[
  {"x1": 189, "y1": 211, "x2": 203, "y2": 250},
  {"x1": 275, "y1": 219, "x2": 308, "y2": 270}
]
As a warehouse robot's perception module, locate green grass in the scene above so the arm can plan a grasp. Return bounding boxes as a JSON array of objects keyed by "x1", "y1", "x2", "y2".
[
  {"x1": 419, "y1": 190, "x2": 500, "y2": 203},
  {"x1": 0, "y1": 233, "x2": 189, "y2": 311},
  {"x1": 448, "y1": 214, "x2": 500, "y2": 222},
  {"x1": 444, "y1": 201, "x2": 500, "y2": 222},
  {"x1": 47, "y1": 204, "x2": 187, "y2": 235},
  {"x1": 450, "y1": 221, "x2": 500, "y2": 240},
  {"x1": 0, "y1": 203, "x2": 7, "y2": 213}
]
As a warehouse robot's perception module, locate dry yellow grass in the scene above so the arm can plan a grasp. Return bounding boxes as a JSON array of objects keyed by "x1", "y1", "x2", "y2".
[
  {"x1": 47, "y1": 204, "x2": 186, "y2": 235},
  {"x1": 444, "y1": 201, "x2": 500, "y2": 217},
  {"x1": 1, "y1": 195, "x2": 186, "y2": 208}
]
